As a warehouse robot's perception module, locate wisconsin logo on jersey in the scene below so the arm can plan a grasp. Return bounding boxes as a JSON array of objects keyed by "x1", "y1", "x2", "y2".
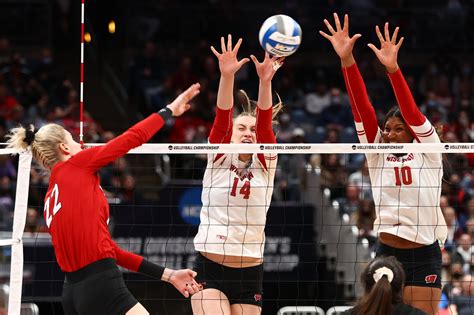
[
  {"x1": 229, "y1": 164, "x2": 254, "y2": 180},
  {"x1": 425, "y1": 275, "x2": 437, "y2": 284},
  {"x1": 216, "y1": 234, "x2": 227, "y2": 241},
  {"x1": 254, "y1": 294, "x2": 262, "y2": 302}
]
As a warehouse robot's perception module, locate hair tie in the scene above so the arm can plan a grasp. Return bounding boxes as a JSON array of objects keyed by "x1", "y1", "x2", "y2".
[
  {"x1": 23, "y1": 128, "x2": 37, "y2": 146},
  {"x1": 373, "y1": 266, "x2": 394, "y2": 283}
]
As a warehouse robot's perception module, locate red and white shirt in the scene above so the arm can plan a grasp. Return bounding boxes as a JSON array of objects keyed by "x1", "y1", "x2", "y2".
[
  {"x1": 44, "y1": 114, "x2": 165, "y2": 272},
  {"x1": 342, "y1": 64, "x2": 447, "y2": 245},
  {"x1": 194, "y1": 107, "x2": 278, "y2": 258}
]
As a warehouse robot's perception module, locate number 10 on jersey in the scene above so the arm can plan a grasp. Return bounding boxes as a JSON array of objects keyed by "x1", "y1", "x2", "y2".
[
  {"x1": 394, "y1": 166, "x2": 412, "y2": 186},
  {"x1": 230, "y1": 177, "x2": 251, "y2": 199}
]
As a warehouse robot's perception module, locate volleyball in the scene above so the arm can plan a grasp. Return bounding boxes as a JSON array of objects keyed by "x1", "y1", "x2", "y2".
[{"x1": 258, "y1": 14, "x2": 302, "y2": 57}]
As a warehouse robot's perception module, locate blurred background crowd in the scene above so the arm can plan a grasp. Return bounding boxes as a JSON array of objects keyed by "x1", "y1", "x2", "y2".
[{"x1": 0, "y1": 0, "x2": 473, "y2": 313}]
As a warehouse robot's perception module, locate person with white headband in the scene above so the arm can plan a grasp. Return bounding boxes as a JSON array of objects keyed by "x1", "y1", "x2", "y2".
[{"x1": 342, "y1": 256, "x2": 426, "y2": 315}]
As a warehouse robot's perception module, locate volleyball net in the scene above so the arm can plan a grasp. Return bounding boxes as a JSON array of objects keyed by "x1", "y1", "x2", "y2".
[{"x1": 1, "y1": 143, "x2": 473, "y2": 315}]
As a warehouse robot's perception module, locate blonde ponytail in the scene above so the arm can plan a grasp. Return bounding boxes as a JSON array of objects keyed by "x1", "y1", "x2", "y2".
[
  {"x1": 5, "y1": 125, "x2": 33, "y2": 151},
  {"x1": 6, "y1": 123, "x2": 67, "y2": 170}
]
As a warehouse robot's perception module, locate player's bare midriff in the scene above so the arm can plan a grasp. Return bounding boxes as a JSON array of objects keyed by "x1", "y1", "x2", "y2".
[
  {"x1": 200, "y1": 251, "x2": 263, "y2": 268},
  {"x1": 379, "y1": 232, "x2": 425, "y2": 249}
]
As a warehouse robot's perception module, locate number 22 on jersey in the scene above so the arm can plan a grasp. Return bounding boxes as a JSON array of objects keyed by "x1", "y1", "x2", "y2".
[
  {"x1": 230, "y1": 177, "x2": 251, "y2": 199},
  {"x1": 45, "y1": 183, "x2": 62, "y2": 228}
]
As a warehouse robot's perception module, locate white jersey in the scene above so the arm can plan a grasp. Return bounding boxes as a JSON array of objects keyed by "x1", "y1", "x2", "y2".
[
  {"x1": 356, "y1": 119, "x2": 447, "y2": 245},
  {"x1": 194, "y1": 152, "x2": 278, "y2": 258}
]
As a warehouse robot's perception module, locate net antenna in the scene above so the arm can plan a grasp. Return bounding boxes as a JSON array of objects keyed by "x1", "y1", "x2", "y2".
[{"x1": 79, "y1": 0, "x2": 85, "y2": 147}]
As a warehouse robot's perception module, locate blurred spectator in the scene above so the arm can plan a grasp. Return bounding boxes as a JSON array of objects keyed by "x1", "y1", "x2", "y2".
[
  {"x1": 0, "y1": 176, "x2": 14, "y2": 213},
  {"x1": 336, "y1": 185, "x2": 360, "y2": 216},
  {"x1": 454, "y1": 233, "x2": 473, "y2": 273},
  {"x1": 348, "y1": 159, "x2": 372, "y2": 200},
  {"x1": 24, "y1": 207, "x2": 48, "y2": 233},
  {"x1": 443, "y1": 206, "x2": 464, "y2": 250},
  {"x1": 168, "y1": 56, "x2": 199, "y2": 93},
  {"x1": 117, "y1": 173, "x2": 145, "y2": 205},
  {"x1": 129, "y1": 41, "x2": 163, "y2": 113},
  {"x1": 273, "y1": 112, "x2": 297, "y2": 143},
  {"x1": 28, "y1": 166, "x2": 49, "y2": 208},
  {"x1": 303, "y1": 74, "x2": 331, "y2": 120},
  {"x1": 32, "y1": 47, "x2": 58, "y2": 92},
  {"x1": 449, "y1": 274, "x2": 474, "y2": 315},
  {"x1": 443, "y1": 172, "x2": 470, "y2": 215},
  {"x1": 320, "y1": 154, "x2": 347, "y2": 200},
  {"x1": 275, "y1": 128, "x2": 308, "y2": 201},
  {"x1": 100, "y1": 157, "x2": 130, "y2": 198},
  {"x1": 168, "y1": 107, "x2": 211, "y2": 143},
  {"x1": 5, "y1": 104, "x2": 25, "y2": 130},
  {"x1": 444, "y1": 260, "x2": 465, "y2": 299},
  {"x1": 0, "y1": 37, "x2": 11, "y2": 66},
  {"x1": 351, "y1": 199, "x2": 376, "y2": 239},
  {"x1": 441, "y1": 249, "x2": 452, "y2": 285},
  {"x1": 0, "y1": 84, "x2": 18, "y2": 121},
  {"x1": 465, "y1": 199, "x2": 474, "y2": 221},
  {"x1": 319, "y1": 87, "x2": 352, "y2": 130},
  {"x1": 0, "y1": 118, "x2": 6, "y2": 142},
  {"x1": 27, "y1": 93, "x2": 50, "y2": 126},
  {"x1": 464, "y1": 218, "x2": 474, "y2": 240},
  {"x1": 0, "y1": 156, "x2": 16, "y2": 179}
]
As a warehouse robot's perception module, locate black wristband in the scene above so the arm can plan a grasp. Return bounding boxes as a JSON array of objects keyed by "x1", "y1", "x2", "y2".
[
  {"x1": 157, "y1": 107, "x2": 173, "y2": 121},
  {"x1": 138, "y1": 259, "x2": 165, "y2": 280}
]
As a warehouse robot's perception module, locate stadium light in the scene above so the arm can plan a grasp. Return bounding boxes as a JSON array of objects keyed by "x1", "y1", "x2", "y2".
[
  {"x1": 108, "y1": 20, "x2": 116, "y2": 34},
  {"x1": 84, "y1": 32, "x2": 92, "y2": 43}
]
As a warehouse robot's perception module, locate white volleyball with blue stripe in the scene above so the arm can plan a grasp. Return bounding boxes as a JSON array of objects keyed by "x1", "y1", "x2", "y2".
[{"x1": 259, "y1": 14, "x2": 302, "y2": 57}]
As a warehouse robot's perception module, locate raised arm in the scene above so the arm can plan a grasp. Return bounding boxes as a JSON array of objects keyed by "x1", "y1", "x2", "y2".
[
  {"x1": 72, "y1": 84, "x2": 200, "y2": 171},
  {"x1": 320, "y1": 13, "x2": 379, "y2": 143},
  {"x1": 209, "y1": 35, "x2": 249, "y2": 143},
  {"x1": 368, "y1": 23, "x2": 439, "y2": 143},
  {"x1": 70, "y1": 83, "x2": 200, "y2": 172},
  {"x1": 250, "y1": 52, "x2": 283, "y2": 144}
]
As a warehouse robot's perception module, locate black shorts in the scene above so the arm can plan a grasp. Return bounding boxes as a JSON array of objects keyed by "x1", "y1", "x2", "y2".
[
  {"x1": 376, "y1": 241, "x2": 442, "y2": 289},
  {"x1": 62, "y1": 259, "x2": 139, "y2": 315},
  {"x1": 194, "y1": 253, "x2": 264, "y2": 307}
]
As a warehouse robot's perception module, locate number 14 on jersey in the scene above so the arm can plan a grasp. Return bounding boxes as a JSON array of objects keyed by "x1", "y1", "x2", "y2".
[{"x1": 230, "y1": 177, "x2": 251, "y2": 199}]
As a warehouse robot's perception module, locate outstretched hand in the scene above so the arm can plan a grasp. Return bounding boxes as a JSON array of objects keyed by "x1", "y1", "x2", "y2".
[
  {"x1": 211, "y1": 34, "x2": 250, "y2": 77},
  {"x1": 250, "y1": 52, "x2": 284, "y2": 83},
  {"x1": 168, "y1": 269, "x2": 202, "y2": 298},
  {"x1": 367, "y1": 22, "x2": 404, "y2": 73},
  {"x1": 319, "y1": 13, "x2": 361, "y2": 64},
  {"x1": 166, "y1": 83, "x2": 201, "y2": 117}
]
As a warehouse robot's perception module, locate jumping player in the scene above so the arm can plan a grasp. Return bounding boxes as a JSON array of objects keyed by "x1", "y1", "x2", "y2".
[
  {"x1": 7, "y1": 84, "x2": 202, "y2": 315},
  {"x1": 320, "y1": 13, "x2": 447, "y2": 314},
  {"x1": 191, "y1": 35, "x2": 283, "y2": 315}
]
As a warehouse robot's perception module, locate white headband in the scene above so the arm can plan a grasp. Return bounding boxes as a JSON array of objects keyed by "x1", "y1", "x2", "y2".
[{"x1": 373, "y1": 266, "x2": 394, "y2": 283}]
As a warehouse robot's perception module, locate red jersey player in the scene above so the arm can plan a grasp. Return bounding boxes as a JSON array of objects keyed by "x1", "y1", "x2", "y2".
[
  {"x1": 7, "y1": 84, "x2": 202, "y2": 315},
  {"x1": 321, "y1": 14, "x2": 446, "y2": 315}
]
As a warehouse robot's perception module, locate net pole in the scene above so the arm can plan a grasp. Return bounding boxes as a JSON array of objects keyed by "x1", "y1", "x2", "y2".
[
  {"x1": 8, "y1": 152, "x2": 32, "y2": 315},
  {"x1": 79, "y1": 0, "x2": 85, "y2": 147}
]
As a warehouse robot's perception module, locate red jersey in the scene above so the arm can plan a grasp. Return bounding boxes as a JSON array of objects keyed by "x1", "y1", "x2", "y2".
[{"x1": 43, "y1": 113, "x2": 164, "y2": 272}]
